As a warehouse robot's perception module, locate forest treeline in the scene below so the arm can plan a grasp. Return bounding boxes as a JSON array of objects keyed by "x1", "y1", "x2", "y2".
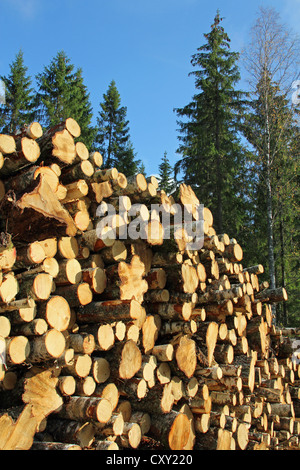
[{"x1": 0, "y1": 7, "x2": 299, "y2": 326}]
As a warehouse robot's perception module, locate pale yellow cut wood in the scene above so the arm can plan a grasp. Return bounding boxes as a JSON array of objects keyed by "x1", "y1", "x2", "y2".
[
  {"x1": 0, "y1": 405, "x2": 37, "y2": 450},
  {"x1": 52, "y1": 129, "x2": 76, "y2": 164},
  {"x1": 39, "y1": 238, "x2": 57, "y2": 258},
  {"x1": 16, "y1": 241, "x2": 46, "y2": 267},
  {"x1": 6, "y1": 335, "x2": 30, "y2": 364},
  {"x1": 13, "y1": 318, "x2": 48, "y2": 336},
  {"x1": 73, "y1": 210, "x2": 91, "y2": 231},
  {"x1": 0, "y1": 246, "x2": 17, "y2": 271},
  {"x1": 58, "y1": 236, "x2": 79, "y2": 259},
  {"x1": 32, "y1": 273, "x2": 54, "y2": 300},
  {"x1": 75, "y1": 141, "x2": 89, "y2": 160},
  {"x1": 150, "y1": 412, "x2": 191, "y2": 450},
  {"x1": 61, "y1": 179, "x2": 89, "y2": 203},
  {"x1": 142, "y1": 314, "x2": 161, "y2": 354},
  {"x1": 0, "y1": 316, "x2": 11, "y2": 338},
  {"x1": 206, "y1": 321, "x2": 219, "y2": 366},
  {"x1": 90, "y1": 151, "x2": 103, "y2": 167},
  {"x1": 65, "y1": 353, "x2": 92, "y2": 378},
  {"x1": 0, "y1": 272, "x2": 19, "y2": 303},
  {"x1": 34, "y1": 166, "x2": 59, "y2": 192},
  {"x1": 143, "y1": 220, "x2": 164, "y2": 245},
  {"x1": 152, "y1": 344, "x2": 174, "y2": 362},
  {"x1": 96, "y1": 324, "x2": 115, "y2": 351},
  {"x1": 63, "y1": 118, "x2": 81, "y2": 137},
  {"x1": 17, "y1": 177, "x2": 77, "y2": 237},
  {"x1": 57, "y1": 375, "x2": 76, "y2": 396},
  {"x1": 93, "y1": 357, "x2": 111, "y2": 384},
  {"x1": 28, "y1": 329, "x2": 66, "y2": 363},
  {"x1": 39, "y1": 296, "x2": 71, "y2": 331},
  {"x1": 119, "y1": 340, "x2": 142, "y2": 380},
  {"x1": 179, "y1": 183, "x2": 200, "y2": 220},
  {"x1": 56, "y1": 258, "x2": 82, "y2": 285},
  {"x1": 90, "y1": 180, "x2": 113, "y2": 203},
  {"x1": 175, "y1": 335, "x2": 197, "y2": 378},
  {"x1": 0, "y1": 366, "x2": 63, "y2": 450},
  {"x1": 0, "y1": 134, "x2": 16, "y2": 154},
  {"x1": 82, "y1": 267, "x2": 107, "y2": 294},
  {"x1": 25, "y1": 122, "x2": 43, "y2": 140},
  {"x1": 121, "y1": 422, "x2": 142, "y2": 449},
  {"x1": 94, "y1": 382, "x2": 119, "y2": 412},
  {"x1": 23, "y1": 367, "x2": 64, "y2": 421},
  {"x1": 118, "y1": 255, "x2": 148, "y2": 303}
]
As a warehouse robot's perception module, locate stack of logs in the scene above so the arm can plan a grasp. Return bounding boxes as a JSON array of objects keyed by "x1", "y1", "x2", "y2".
[{"x1": 0, "y1": 118, "x2": 298, "y2": 451}]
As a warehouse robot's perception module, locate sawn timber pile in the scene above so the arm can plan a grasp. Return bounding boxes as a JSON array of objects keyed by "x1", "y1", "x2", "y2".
[{"x1": 0, "y1": 118, "x2": 298, "y2": 451}]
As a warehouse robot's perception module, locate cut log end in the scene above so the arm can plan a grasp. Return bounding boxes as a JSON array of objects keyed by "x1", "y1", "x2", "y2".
[
  {"x1": 175, "y1": 336, "x2": 197, "y2": 378},
  {"x1": 144, "y1": 220, "x2": 164, "y2": 246},
  {"x1": 119, "y1": 340, "x2": 142, "y2": 380}
]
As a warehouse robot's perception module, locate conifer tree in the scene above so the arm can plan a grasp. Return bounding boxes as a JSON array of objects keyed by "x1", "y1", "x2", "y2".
[
  {"x1": 95, "y1": 80, "x2": 139, "y2": 175},
  {"x1": 0, "y1": 50, "x2": 36, "y2": 133},
  {"x1": 72, "y1": 68, "x2": 96, "y2": 149},
  {"x1": 138, "y1": 162, "x2": 146, "y2": 177},
  {"x1": 174, "y1": 11, "x2": 248, "y2": 235},
  {"x1": 158, "y1": 151, "x2": 174, "y2": 194},
  {"x1": 36, "y1": 51, "x2": 95, "y2": 147}
]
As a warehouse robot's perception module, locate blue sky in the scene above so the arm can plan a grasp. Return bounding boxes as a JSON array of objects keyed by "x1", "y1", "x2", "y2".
[{"x1": 0, "y1": 0, "x2": 299, "y2": 175}]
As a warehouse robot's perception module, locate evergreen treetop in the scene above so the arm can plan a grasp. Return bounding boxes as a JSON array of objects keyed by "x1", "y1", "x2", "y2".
[
  {"x1": 175, "y1": 11, "x2": 248, "y2": 235},
  {"x1": 95, "y1": 80, "x2": 140, "y2": 176},
  {"x1": 158, "y1": 151, "x2": 174, "y2": 194},
  {"x1": 36, "y1": 50, "x2": 95, "y2": 147},
  {"x1": 0, "y1": 50, "x2": 36, "y2": 134}
]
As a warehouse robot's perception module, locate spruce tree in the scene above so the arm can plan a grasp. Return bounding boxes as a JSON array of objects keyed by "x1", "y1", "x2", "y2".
[
  {"x1": 174, "y1": 11, "x2": 248, "y2": 235},
  {"x1": 95, "y1": 80, "x2": 139, "y2": 176},
  {"x1": 158, "y1": 152, "x2": 174, "y2": 194},
  {"x1": 71, "y1": 68, "x2": 96, "y2": 149},
  {"x1": 36, "y1": 51, "x2": 95, "y2": 147},
  {"x1": 0, "y1": 50, "x2": 36, "y2": 133},
  {"x1": 138, "y1": 162, "x2": 146, "y2": 177}
]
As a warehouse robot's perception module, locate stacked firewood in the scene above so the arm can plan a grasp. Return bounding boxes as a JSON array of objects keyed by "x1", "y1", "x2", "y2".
[{"x1": 0, "y1": 118, "x2": 298, "y2": 451}]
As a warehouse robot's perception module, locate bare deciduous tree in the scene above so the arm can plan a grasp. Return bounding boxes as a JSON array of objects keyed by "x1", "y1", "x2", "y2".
[
  {"x1": 244, "y1": 6, "x2": 299, "y2": 93},
  {"x1": 242, "y1": 6, "x2": 300, "y2": 321}
]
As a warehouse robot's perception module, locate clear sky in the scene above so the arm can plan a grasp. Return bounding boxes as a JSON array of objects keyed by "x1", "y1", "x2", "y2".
[{"x1": 0, "y1": 0, "x2": 299, "y2": 176}]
